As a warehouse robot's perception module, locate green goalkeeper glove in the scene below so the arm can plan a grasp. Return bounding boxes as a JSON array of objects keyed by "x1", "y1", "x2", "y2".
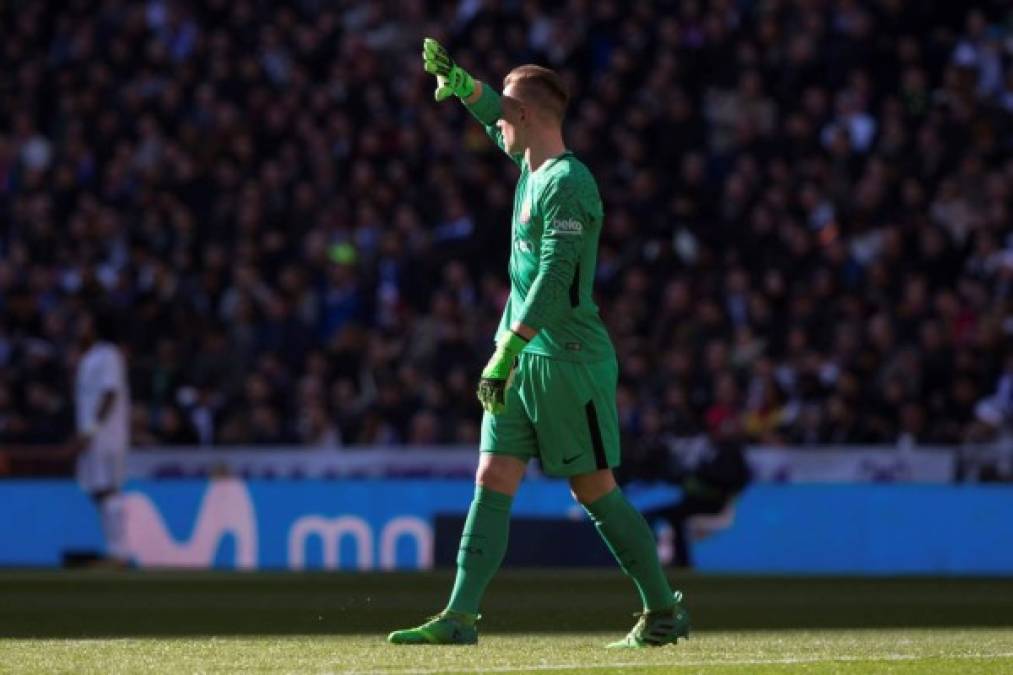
[
  {"x1": 477, "y1": 331, "x2": 528, "y2": 415},
  {"x1": 423, "y1": 37, "x2": 476, "y2": 102}
]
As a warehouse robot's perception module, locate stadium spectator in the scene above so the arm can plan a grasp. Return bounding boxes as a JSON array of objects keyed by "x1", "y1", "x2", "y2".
[{"x1": 1, "y1": 0, "x2": 1011, "y2": 456}]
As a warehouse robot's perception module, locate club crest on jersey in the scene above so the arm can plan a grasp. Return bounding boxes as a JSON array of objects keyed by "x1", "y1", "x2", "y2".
[{"x1": 519, "y1": 202, "x2": 531, "y2": 224}]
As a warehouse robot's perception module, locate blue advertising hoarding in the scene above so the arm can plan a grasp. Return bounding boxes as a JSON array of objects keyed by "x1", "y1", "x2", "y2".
[{"x1": 1, "y1": 479, "x2": 1011, "y2": 574}]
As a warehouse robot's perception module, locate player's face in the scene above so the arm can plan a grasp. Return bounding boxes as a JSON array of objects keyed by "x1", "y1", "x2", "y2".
[{"x1": 499, "y1": 83, "x2": 527, "y2": 154}]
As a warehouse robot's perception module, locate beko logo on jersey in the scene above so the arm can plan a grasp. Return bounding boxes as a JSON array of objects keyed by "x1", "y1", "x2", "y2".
[{"x1": 550, "y1": 218, "x2": 583, "y2": 234}]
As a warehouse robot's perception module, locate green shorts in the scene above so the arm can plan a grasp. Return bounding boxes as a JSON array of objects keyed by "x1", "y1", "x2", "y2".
[{"x1": 480, "y1": 352, "x2": 621, "y2": 477}]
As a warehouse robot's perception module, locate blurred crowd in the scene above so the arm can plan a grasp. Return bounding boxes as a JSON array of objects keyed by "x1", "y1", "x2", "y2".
[{"x1": 2, "y1": 0, "x2": 1012, "y2": 452}]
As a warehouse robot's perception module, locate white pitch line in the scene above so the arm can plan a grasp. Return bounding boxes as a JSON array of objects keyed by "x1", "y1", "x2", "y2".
[{"x1": 350, "y1": 650, "x2": 1013, "y2": 675}]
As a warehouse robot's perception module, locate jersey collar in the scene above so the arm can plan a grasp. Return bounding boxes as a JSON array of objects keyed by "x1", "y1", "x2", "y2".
[{"x1": 529, "y1": 149, "x2": 572, "y2": 174}]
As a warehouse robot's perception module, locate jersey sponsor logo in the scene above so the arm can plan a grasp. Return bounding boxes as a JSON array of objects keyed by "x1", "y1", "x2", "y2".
[
  {"x1": 549, "y1": 218, "x2": 583, "y2": 235},
  {"x1": 565, "y1": 342, "x2": 582, "y2": 351}
]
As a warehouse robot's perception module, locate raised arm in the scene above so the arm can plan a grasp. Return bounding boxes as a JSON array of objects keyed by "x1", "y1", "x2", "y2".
[
  {"x1": 463, "y1": 83, "x2": 523, "y2": 167},
  {"x1": 422, "y1": 38, "x2": 521, "y2": 166}
]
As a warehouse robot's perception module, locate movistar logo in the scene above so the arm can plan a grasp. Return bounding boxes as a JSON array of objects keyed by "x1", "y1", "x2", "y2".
[{"x1": 550, "y1": 218, "x2": 583, "y2": 235}]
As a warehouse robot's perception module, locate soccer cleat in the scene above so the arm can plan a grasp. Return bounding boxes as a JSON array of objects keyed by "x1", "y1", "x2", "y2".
[
  {"x1": 606, "y1": 591, "x2": 691, "y2": 648},
  {"x1": 387, "y1": 611, "x2": 479, "y2": 645}
]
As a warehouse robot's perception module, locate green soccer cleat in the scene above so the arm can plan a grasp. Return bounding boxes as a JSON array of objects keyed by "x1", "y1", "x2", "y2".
[
  {"x1": 387, "y1": 611, "x2": 479, "y2": 645},
  {"x1": 607, "y1": 591, "x2": 691, "y2": 648}
]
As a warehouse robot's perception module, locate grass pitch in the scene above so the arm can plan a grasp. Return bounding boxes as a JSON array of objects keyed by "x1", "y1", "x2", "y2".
[{"x1": 1, "y1": 570, "x2": 1011, "y2": 673}]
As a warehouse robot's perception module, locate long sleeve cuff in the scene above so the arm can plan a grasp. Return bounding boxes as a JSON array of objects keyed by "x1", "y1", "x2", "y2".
[
  {"x1": 497, "y1": 329, "x2": 529, "y2": 355},
  {"x1": 465, "y1": 84, "x2": 502, "y2": 126}
]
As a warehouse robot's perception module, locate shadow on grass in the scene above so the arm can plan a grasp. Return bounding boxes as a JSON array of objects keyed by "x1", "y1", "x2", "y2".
[{"x1": 2, "y1": 570, "x2": 1013, "y2": 638}]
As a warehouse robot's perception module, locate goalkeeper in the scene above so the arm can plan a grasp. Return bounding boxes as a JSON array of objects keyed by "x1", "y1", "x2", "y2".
[{"x1": 388, "y1": 39, "x2": 691, "y2": 649}]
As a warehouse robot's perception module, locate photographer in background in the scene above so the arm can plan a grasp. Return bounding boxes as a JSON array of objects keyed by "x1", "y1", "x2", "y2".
[{"x1": 638, "y1": 420, "x2": 752, "y2": 569}]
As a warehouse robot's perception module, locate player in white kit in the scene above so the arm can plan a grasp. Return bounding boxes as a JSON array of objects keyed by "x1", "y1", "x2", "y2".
[{"x1": 74, "y1": 310, "x2": 131, "y2": 565}]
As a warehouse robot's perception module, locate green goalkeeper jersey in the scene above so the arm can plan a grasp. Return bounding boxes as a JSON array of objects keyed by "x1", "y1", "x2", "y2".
[{"x1": 466, "y1": 86, "x2": 615, "y2": 363}]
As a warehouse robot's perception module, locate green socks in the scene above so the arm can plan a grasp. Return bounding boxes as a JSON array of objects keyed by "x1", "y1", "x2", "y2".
[
  {"x1": 584, "y1": 488, "x2": 676, "y2": 612},
  {"x1": 446, "y1": 485, "x2": 513, "y2": 615},
  {"x1": 444, "y1": 485, "x2": 671, "y2": 615}
]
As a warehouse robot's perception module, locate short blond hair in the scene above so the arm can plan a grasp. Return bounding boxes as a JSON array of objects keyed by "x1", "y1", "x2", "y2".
[{"x1": 503, "y1": 64, "x2": 570, "y2": 122}]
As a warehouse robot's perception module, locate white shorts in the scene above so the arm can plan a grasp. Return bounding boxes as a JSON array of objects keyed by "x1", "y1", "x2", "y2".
[{"x1": 76, "y1": 450, "x2": 126, "y2": 495}]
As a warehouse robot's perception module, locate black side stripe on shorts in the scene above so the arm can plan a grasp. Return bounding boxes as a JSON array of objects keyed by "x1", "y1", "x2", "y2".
[
  {"x1": 584, "y1": 400, "x2": 608, "y2": 470},
  {"x1": 569, "y1": 263, "x2": 580, "y2": 307}
]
